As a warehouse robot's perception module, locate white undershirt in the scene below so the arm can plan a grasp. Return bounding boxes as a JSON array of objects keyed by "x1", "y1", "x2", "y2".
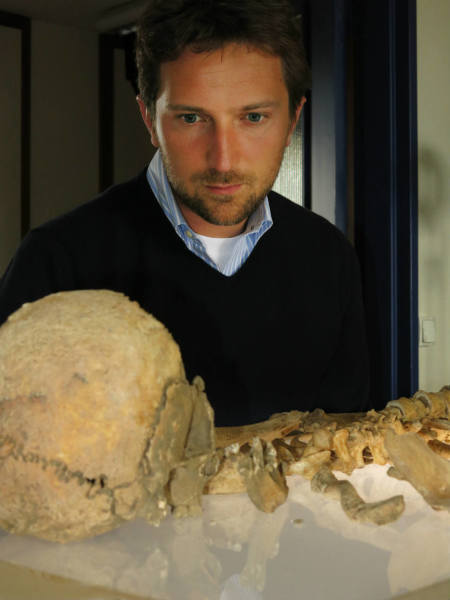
[{"x1": 196, "y1": 233, "x2": 245, "y2": 272}]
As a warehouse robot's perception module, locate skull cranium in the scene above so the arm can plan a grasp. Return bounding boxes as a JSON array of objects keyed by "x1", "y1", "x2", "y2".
[{"x1": 0, "y1": 290, "x2": 216, "y2": 542}]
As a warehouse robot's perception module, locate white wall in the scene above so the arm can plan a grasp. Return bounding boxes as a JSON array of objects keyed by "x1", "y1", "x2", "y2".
[
  {"x1": 30, "y1": 20, "x2": 98, "y2": 228},
  {"x1": 417, "y1": 0, "x2": 450, "y2": 390}
]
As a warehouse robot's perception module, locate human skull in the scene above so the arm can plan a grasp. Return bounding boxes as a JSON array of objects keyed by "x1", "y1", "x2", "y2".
[{"x1": 0, "y1": 290, "x2": 216, "y2": 542}]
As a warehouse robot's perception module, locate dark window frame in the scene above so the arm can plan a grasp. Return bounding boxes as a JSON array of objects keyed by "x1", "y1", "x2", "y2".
[
  {"x1": 351, "y1": 0, "x2": 419, "y2": 405},
  {"x1": 99, "y1": 31, "x2": 139, "y2": 191},
  {"x1": 308, "y1": 0, "x2": 418, "y2": 405},
  {"x1": 0, "y1": 11, "x2": 31, "y2": 237}
]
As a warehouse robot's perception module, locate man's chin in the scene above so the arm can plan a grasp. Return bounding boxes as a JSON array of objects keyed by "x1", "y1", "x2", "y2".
[
  {"x1": 196, "y1": 204, "x2": 254, "y2": 227},
  {"x1": 199, "y1": 195, "x2": 266, "y2": 225},
  {"x1": 175, "y1": 188, "x2": 267, "y2": 229}
]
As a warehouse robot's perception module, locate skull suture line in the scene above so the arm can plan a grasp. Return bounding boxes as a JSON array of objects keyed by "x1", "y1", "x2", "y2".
[{"x1": 0, "y1": 290, "x2": 217, "y2": 542}]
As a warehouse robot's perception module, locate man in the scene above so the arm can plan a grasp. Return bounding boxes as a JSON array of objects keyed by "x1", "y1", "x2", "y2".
[{"x1": 0, "y1": 0, "x2": 369, "y2": 425}]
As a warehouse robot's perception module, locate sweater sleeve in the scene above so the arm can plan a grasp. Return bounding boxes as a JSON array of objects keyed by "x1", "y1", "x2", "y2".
[
  {"x1": 316, "y1": 240, "x2": 370, "y2": 413},
  {"x1": 0, "y1": 230, "x2": 76, "y2": 326}
]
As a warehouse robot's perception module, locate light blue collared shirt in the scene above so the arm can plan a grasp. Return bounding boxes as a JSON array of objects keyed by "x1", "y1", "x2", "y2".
[{"x1": 146, "y1": 151, "x2": 273, "y2": 277}]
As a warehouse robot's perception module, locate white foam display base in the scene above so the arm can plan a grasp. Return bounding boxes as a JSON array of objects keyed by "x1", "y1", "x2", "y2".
[{"x1": 0, "y1": 464, "x2": 449, "y2": 599}]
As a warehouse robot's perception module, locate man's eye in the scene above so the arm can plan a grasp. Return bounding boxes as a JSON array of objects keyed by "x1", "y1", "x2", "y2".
[
  {"x1": 246, "y1": 113, "x2": 264, "y2": 123},
  {"x1": 180, "y1": 114, "x2": 199, "y2": 124}
]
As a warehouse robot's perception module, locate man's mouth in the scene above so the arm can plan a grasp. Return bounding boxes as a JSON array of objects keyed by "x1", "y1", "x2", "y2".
[{"x1": 205, "y1": 184, "x2": 243, "y2": 194}]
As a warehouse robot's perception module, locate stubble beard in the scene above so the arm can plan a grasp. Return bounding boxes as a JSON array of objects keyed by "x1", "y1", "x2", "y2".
[{"x1": 159, "y1": 151, "x2": 285, "y2": 227}]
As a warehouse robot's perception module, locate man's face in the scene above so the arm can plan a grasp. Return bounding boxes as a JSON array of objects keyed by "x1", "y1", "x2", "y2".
[{"x1": 139, "y1": 44, "x2": 304, "y2": 236}]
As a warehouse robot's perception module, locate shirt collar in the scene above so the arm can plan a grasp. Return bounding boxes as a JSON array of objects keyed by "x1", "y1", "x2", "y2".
[{"x1": 146, "y1": 150, "x2": 273, "y2": 238}]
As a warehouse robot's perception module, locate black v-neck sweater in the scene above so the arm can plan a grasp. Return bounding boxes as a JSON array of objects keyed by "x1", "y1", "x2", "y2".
[{"x1": 0, "y1": 171, "x2": 369, "y2": 425}]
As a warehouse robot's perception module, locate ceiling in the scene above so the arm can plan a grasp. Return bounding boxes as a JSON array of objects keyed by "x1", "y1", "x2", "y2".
[{"x1": 0, "y1": 0, "x2": 148, "y2": 31}]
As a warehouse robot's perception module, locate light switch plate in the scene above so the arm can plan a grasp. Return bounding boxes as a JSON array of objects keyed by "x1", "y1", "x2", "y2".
[{"x1": 419, "y1": 316, "x2": 436, "y2": 346}]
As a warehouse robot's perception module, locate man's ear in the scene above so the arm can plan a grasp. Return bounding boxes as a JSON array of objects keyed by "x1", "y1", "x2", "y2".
[
  {"x1": 137, "y1": 96, "x2": 159, "y2": 148},
  {"x1": 286, "y1": 96, "x2": 307, "y2": 147}
]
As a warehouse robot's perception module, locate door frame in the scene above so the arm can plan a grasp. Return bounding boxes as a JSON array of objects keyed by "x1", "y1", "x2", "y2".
[{"x1": 0, "y1": 11, "x2": 31, "y2": 237}]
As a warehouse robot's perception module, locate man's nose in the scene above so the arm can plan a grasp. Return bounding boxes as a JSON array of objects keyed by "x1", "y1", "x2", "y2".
[{"x1": 206, "y1": 124, "x2": 235, "y2": 172}]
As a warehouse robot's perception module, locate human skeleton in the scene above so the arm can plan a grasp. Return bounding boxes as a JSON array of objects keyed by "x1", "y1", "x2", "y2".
[{"x1": 0, "y1": 291, "x2": 448, "y2": 542}]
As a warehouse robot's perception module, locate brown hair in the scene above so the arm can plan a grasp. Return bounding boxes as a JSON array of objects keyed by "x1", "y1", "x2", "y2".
[{"x1": 136, "y1": 0, "x2": 311, "y2": 119}]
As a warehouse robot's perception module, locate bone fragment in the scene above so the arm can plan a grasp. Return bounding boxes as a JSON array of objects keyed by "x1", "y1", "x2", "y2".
[
  {"x1": 169, "y1": 454, "x2": 220, "y2": 518},
  {"x1": 387, "y1": 467, "x2": 407, "y2": 481},
  {"x1": 421, "y1": 419, "x2": 450, "y2": 444},
  {"x1": 311, "y1": 467, "x2": 405, "y2": 525},
  {"x1": 413, "y1": 389, "x2": 449, "y2": 418},
  {"x1": 203, "y1": 455, "x2": 246, "y2": 495},
  {"x1": 427, "y1": 439, "x2": 450, "y2": 460},
  {"x1": 168, "y1": 377, "x2": 219, "y2": 517},
  {"x1": 384, "y1": 430, "x2": 450, "y2": 511},
  {"x1": 238, "y1": 438, "x2": 288, "y2": 513},
  {"x1": 287, "y1": 450, "x2": 332, "y2": 479},
  {"x1": 386, "y1": 397, "x2": 428, "y2": 420},
  {"x1": 215, "y1": 411, "x2": 304, "y2": 448},
  {"x1": 141, "y1": 380, "x2": 195, "y2": 524},
  {"x1": 312, "y1": 428, "x2": 333, "y2": 450}
]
